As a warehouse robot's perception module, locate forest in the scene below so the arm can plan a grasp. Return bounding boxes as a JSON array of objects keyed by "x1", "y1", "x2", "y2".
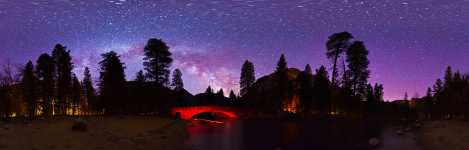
[{"x1": 0, "y1": 32, "x2": 468, "y2": 120}]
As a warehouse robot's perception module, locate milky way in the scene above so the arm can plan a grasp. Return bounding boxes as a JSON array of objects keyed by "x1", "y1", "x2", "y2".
[{"x1": 1, "y1": 0, "x2": 469, "y2": 100}]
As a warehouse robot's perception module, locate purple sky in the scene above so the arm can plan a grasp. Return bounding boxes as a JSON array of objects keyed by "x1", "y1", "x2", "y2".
[{"x1": 1, "y1": 0, "x2": 469, "y2": 100}]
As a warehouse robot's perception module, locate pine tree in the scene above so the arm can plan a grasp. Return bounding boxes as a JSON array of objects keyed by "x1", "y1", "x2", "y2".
[
  {"x1": 273, "y1": 54, "x2": 290, "y2": 112},
  {"x1": 132, "y1": 70, "x2": 146, "y2": 113},
  {"x1": 217, "y1": 89, "x2": 224, "y2": 97},
  {"x1": 373, "y1": 83, "x2": 384, "y2": 102},
  {"x1": 276, "y1": 54, "x2": 287, "y2": 72},
  {"x1": 366, "y1": 84, "x2": 375, "y2": 102},
  {"x1": 304, "y1": 64, "x2": 312, "y2": 75},
  {"x1": 424, "y1": 87, "x2": 433, "y2": 118},
  {"x1": 99, "y1": 51, "x2": 127, "y2": 114},
  {"x1": 71, "y1": 74, "x2": 81, "y2": 116},
  {"x1": 444, "y1": 66, "x2": 453, "y2": 88},
  {"x1": 35, "y1": 53, "x2": 55, "y2": 117},
  {"x1": 143, "y1": 38, "x2": 173, "y2": 87},
  {"x1": 298, "y1": 64, "x2": 314, "y2": 112},
  {"x1": 229, "y1": 90, "x2": 237, "y2": 100},
  {"x1": 171, "y1": 69, "x2": 184, "y2": 91},
  {"x1": 313, "y1": 66, "x2": 331, "y2": 114},
  {"x1": 442, "y1": 66, "x2": 453, "y2": 117},
  {"x1": 240, "y1": 60, "x2": 255, "y2": 96},
  {"x1": 205, "y1": 86, "x2": 213, "y2": 94},
  {"x1": 52, "y1": 44, "x2": 73, "y2": 115},
  {"x1": 22, "y1": 61, "x2": 38, "y2": 119},
  {"x1": 346, "y1": 41, "x2": 370, "y2": 97},
  {"x1": 365, "y1": 84, "x2": 377, "y2": 114},
  {"x1": 433, "y1": 79, "x2": 443, "y2": 95},
  {"x1": 326, "y1": 32, "x2": 353, "y2": 86},
  {"x1": 83, "y1": 67, "x2": 97, "y2": 114},
  {"x1": 135, "y1": 70, "x2": 146, "y2": 83}
]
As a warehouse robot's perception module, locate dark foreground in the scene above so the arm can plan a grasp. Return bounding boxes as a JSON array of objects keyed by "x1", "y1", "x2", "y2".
[
  {"x1": 184, "y1": 118, "x2": 423, "y2": 150},
  {"x1": 0, "y1": 116, "x2": 467, "y2": 150},
  {"x1": 0, "y1": 116, "x2": 188, "y2": 150}
]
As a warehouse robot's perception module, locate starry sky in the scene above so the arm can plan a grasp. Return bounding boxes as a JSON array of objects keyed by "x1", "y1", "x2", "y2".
[{"x1": 1, "y1": 0, "x2": 469, "y2": 100}]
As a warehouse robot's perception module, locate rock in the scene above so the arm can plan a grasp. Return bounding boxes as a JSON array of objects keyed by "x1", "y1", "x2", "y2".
[
  {"x1": 404, "y1": 127, "x2": 412, "y2": 132},
  {"x1": 368, "y1": 137, "x2": 380, "y2": 147},
  {"x1": 72, "y1": 119, "x2": 88, "y2": 132},
  {"x1": 396, "y1": 130, "x2": 404, "y2": 135}
]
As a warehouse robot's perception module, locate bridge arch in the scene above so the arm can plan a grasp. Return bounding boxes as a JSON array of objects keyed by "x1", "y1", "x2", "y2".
[{"x1": 171, "y1": 106, "x2": 239, "y2": 120}]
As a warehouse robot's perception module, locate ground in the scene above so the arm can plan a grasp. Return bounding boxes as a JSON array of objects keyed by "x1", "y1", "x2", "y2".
[
  {"x1": 0, "y1": 116, "x2": 188, "y2": 150},
  {"x1": 419, "y1": 120, "x2": 469, "y2": 150}
]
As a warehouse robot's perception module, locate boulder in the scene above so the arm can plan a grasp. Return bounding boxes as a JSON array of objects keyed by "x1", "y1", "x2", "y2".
[
  {"x1": 368, "y1": 137, "x2": 380, "y2": 147},
  {"x1": 396, "y1": 130, "x2": 404, "y2": 135}
]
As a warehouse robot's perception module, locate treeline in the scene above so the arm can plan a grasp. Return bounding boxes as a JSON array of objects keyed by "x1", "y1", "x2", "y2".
[
  {"x1": 0, "y1": 38, "x2": 211, "y2": 119},
  {"x1": 406, "y1": 66, "x2": 469, "y2": 120},
  {"x1": 239, "y1": 32, "x2": 384, "y2": 117}
]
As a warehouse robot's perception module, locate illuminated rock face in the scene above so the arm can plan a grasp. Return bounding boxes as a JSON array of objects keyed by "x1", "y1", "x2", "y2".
[
  {"x1": 170, "y1": 106, "x2": 239, "y2": 120},
  {"x1": 283, "y1": 95, "x2": 300, "y2": 113},
  {"x1": 242, "y1": 68, "x2": 315, "y2": 113}
]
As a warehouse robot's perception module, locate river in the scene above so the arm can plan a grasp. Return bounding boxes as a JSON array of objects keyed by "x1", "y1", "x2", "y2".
[{"x1": 184, "y1": 119, "x2": 422, "y2": 150}]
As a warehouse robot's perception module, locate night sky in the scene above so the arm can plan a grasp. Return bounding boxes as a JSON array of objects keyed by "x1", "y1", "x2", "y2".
[{"x1": 1, "y1": 0, "x2": 468, "y2": 100}]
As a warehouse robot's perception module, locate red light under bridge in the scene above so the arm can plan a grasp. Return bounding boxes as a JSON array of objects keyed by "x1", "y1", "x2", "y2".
[{"x1": 170, "y1": 106, "x2": 240, "y2": 120}]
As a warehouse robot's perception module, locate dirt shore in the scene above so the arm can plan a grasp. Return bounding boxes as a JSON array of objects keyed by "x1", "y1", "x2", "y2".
[
  {"x1": 419, "y1": 120, "x2": 469, "y2": 150},
  {"x1": 0, "y1": 116, "x2": 188, "y2": 150}
]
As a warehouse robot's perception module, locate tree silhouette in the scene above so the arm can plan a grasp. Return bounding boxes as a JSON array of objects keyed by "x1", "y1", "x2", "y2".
[
  {"x1": 217, "y1": 89, "x2": 224, "y2": 97},
  {"x1": 442, "y1": 66, "x2": 453, "y2": 117},
  {"x1": 71, "y1": 74, "x2": 81, "y2": 116},
  {"x1": 346, "y1": 41, "x2": 370, "y2": 97},
  {"x1": 433, "y1": 79, "x2": 443, "y2": 96},
  {"x1": 143, "y1": 38, "x2": 173, "y2": 87},
  {"x1": 240, "y1": 60, "x2": 255, "y2": 96},
  {"x1": 229, "y1": 90, "x2": 237, "y2": 100},
  {"x1": 313, "y1": 65, "x2": 331, "y2": 114},
  {"x1": 99, "y1": 51, "x2": 127, "y2": 114},
  {"x1": 22, "y1": 61, "x2": 38, "y2": 119},
  {"x1": 424, "y1": 87, "x2": 433, "y2": 118},
  {"x1": 326, "y1": 32, "x2": 353, "y2": 86},
  {"x1": 205, "y1": 86, "x2": 213, "y2": 94},
  {"x1": 171, "y1": 69, "x2": 184, "y2": 91},
  {"x1": 52, "y1": 44, "x2": 73, "y2": 116},
  {"x1": 82, "y1": 67, "x2": 97, "y2": 114},
  {"x1": 365, "y1": 84, "x2": 376, "y2": 114},
  {"x1": 274, "y1": 54, "x2": 290, "y2": 112},
  {"x1": 444, "y1": 66, "x2": 453, "y2": 88},
  {"x1": 135, "y1": 70, "x2": 146, "y2": 83},
  {"x1": 304, "y1": 64, "x2": 312, "y2": 74},
  {"x1": 129, "y1": 70, "x2": 147, "y2": 113},
  {"x1": 35, "y1": 53, "x2": 55, "y2": 117},
  {"x1": 298, "y1": 64, "x2": 314, "y2": 113},
  {"x1": 0, "y1": 62, "x2": 20, "y2": 119},
  {"x1": 276, "y1": 54, "x2": 287, "y2": 72},
  {"x1": 373, "y1": 83, "x2": 384, "y2": 102}
]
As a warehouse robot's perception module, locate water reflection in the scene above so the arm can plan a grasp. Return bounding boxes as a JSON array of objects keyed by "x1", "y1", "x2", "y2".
[{"x1": 185, "y1": 119, "x2": 386, "y2": 150}]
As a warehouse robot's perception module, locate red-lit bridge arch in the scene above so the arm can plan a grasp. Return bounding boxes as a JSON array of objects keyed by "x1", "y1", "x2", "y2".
[{"x1": 170, "y1": 106, "x2": 240, "y2": 120}]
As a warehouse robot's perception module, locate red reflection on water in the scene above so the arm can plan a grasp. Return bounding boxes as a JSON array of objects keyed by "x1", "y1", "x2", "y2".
[{"x1": 171, "y1": 106, "x2": 239, "y2": 120}]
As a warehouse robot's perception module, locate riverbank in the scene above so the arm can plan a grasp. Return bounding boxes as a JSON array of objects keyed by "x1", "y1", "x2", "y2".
[
  {"x1": 419, "y1": 120, "x2": 469, "y2": 150},
  {"x1": 0, "y1": 116, "x2": 188, "y2": 150}
]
